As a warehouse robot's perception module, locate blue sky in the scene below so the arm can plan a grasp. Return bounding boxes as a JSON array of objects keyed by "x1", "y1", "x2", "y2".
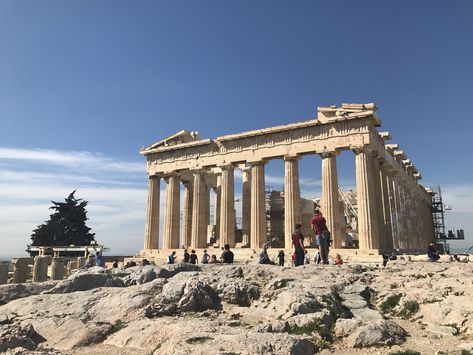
[{"x1": 1, "y1": 1, "x2": 472, "y2": 256}]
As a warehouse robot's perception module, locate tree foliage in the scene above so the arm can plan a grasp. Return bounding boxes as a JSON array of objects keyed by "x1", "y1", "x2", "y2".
[{"x1": 30, "y1": 190, "x2": 96, "y2": 248}]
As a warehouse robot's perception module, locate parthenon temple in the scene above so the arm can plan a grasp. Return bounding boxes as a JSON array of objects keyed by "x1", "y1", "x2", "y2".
[{"x1": 140, "y1": 103, "x2": 434, "y2": 259}]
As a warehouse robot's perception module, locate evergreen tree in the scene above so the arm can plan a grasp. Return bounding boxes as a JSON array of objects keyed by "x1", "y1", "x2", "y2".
[{"x1": 29, "y1": 191, "x2": 96, "y2": 250}]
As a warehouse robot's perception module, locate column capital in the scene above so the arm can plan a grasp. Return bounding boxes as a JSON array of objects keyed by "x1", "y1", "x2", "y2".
[
  {"x1": 319, "y1": 150, "x2": 339, "y2": 159},
  {"x1": 148, "y1": 174, "x2": 161, "y2": 180},
  {"x1": 352, "y1": 145, "x2": 376, "y2": 155},
  {"x1": 283, "y1": 154, "x2": 300, "y2": 161},
  {"x1": 218, "y1": 164, "x2": 235, "y2": 171},
  {"x1": 162, "y1": 172, "x2": 180, "y2": 181},
  {"x1": 248, "y1": 159, "x2": 266, "y2": 166}
]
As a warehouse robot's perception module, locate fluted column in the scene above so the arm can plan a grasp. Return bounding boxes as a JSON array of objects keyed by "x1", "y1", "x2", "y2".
[
  {"x1": 241, "y1": 168, "x2": 251, "y2": 246},
  {"x1": 387, "y1": 173, "x2": 400, "y2": 249},
  {"x1": 284, "y1": 156, "x2": 302, "y2": 249},
  {"x1": 396, "y1": 179, "x2": 409, "y2": 250},
  {"x1": 191, "y1": 171, "x2": 207, "y2": 248},
  {"x1": 250, "y1": 161, "x2": 267, "y2": 249},
  {"x1": 371, "y1": 155, "x2": 384, "y2": 248},
  {"x1": 181, "y1": 181, "x2": 193, "y2": 248},
  {"x1": 355, "y1": 147, "x2": 380, "y2": 251},
  {"x1": 321, "y1": 152, "x2": 342, "y2": 248},
  {"x1": 380, "y1": 166, "x2": 394, "y2": 251},
  {"x1": 163, "y1": 174, "x2": 181, "y2": 250},
  {"x1": 214, "y1": 176, "x2": 222, "y2": 242},
  {"x1": 143, "y1": 175, "x2": 160, "y2": 250},
  {"x1": 220, "y1": 166, "x2": 236, "y2": 247}
]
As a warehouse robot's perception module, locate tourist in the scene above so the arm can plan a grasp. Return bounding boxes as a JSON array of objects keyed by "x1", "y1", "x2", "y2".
[
  {"x1": 334, "y1": 253, "x2": 343, "y2": 265},
  {"x1": 112, "y1": 260, "x2": 119, "y2": 269},
  {"x1": 304, "y1": 249, "x2": 311, "y2": 264},
  {"x1": 168, "y1": 251, "x2": 177, "y2": 264},
  {"x1": 427, "y1": 242, "x2": 440, "y2": 262},
  {"x1": 209, "y1": 254, "x2": 218, "y2": 264},
  {"x1": 95, "y1": 252, "x2": 105, "y2": 267},
  {"x1": 382, "y1": 252, "x2": 389, "y2": 267},
  {"x1": 183, "y1": 249, "x2": 190, "y2": 263},
  {"x1": 219, "y1": 247, "x2": 225, "y2": 263},
  {"x1": 222, "y1": 244, "x2": 234, "y2": 264},
  {"x1": 141, "y1": 258, "x2": 151, "y2": 266},
  {"x1": 85, "y1": 255, "x2": 95, "y2": 268},
  {"x1": 311, "y1": 210, "x2": 331, "y2": 264},
  {"x1": 190, "y1": 250, "x2": 198, "y2": 264},
  {"x1": 259, "y1": 243, "x2": 274, "y2": 264},
  {"x1": 291, "y1": 224, "x2": 305, "y2": 266},
  {"x1": 277, "y1": 250, "x2": 285, "y2": 267},
  {"x1": 202, "y1": 249, "x2": 210, "y2": 264},
  {"x1": 314, "y1": 250, "x2": 321, "y2": 264}
]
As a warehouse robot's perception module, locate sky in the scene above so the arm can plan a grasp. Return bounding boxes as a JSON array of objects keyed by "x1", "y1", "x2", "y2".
[{"x1": 1, "y1": 0, "x2": 472, "y2": 257}]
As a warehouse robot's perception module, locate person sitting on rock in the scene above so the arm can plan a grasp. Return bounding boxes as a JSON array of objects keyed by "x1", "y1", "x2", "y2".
[
  {"x1": 95, "y1": 252, "x2": 105, "y2": 267},
  {"x1": 209, "y1": 254, "x2": 218, "y2": 264},
  {"x1": 190, "y1": 250, "x2": 198, "y2": 264},
  {"x1": 304, "y1": 250, "x2": 310, "y2": 265},
  {"x1": 183, "y1": 249, "x2": 190, "y2": 263},
  {"x1": 112, "y1": 260, "x2": 119, "y2": 268},
  {"x1": 277, "y1": 250, "x2": 285, "y2": 267},
  {"x1": 259, "y1": 243, "x2": 274, "y2": 264},
  {"x1": 202, "y1": 249, "x2": 210, "y2": 264},
  {"x1": 427, "y1": 242, "x2": 440, "y2": 262},
  {"x1": 382, "y1": 252, "x2": 389, "y2": 267},
  {"x1": 334, "y1": 253, "x2": 343, "y2": 265},
  {"x1": 141, "y1": 259, "x2": 151, "y2": 266},
  {"x1": 222, "y1": 244, "x2": 234, "y2": 264},
  {"x1": 168, "y1": 251, "x2": 177, "y2": 264},
  {"x1": 85, "y1": 255, "x2": 95, "y2": 268}
]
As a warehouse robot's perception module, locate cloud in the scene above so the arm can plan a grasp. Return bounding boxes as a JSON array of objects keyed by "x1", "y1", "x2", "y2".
[{"x1": 0, "y1": 147, "x2": 148, "y2": 258}]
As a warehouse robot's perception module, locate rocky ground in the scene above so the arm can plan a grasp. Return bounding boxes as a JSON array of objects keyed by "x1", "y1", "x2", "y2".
[{"x1": 1, "y1": 259, "x2": 473, "y2": 355}]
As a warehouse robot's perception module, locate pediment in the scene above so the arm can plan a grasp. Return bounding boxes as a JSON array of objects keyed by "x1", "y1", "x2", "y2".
[{"x1": 143, "y1": 130, "x2": 200, "y2": 151}]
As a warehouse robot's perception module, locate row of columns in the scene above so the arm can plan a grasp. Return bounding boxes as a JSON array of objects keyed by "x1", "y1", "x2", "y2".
[
  {"x1": 0, "y1": 256, "x2": 67, "y2": 285},
  {"x1": 144, "y1": 146, "x2": 433, "y2": 253}
]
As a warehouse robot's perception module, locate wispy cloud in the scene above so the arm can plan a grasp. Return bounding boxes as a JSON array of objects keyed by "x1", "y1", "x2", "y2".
[{"x1": 0, "y1": 147, "x2": 148, "y2": 257}]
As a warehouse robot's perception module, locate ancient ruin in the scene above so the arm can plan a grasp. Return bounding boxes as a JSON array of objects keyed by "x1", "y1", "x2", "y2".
[{"x1": 140, "y1": 103, "x2": 434, "y2": 258}]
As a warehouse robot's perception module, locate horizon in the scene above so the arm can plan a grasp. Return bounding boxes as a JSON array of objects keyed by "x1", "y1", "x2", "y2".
[{"x1": 1, "y1": 1, "x2": 472, "y2": 256}]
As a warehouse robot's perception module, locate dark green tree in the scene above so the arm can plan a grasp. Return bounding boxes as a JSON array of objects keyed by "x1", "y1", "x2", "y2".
[{"x1": 29, "y1": 191, "x2": 96, "y2": 251}]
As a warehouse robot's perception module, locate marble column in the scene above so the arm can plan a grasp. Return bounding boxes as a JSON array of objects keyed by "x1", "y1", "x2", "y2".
[
  {"x1": 0, "y1": 261, "x2": 8, "y2": 284},
  {"x1": 214, "y1": 176, "x2": 222, "y2": 243},
  {"x1": 203, "y1": 180, "x2": 211, "y2": 244},
  {"x1": 371, "y1": 155, "x2": 384, "y2": 248},
  {"x1": 163, "y1": 174, "x2": 181, "y2": 250},
  {"x1": 284, "y1": 156, "x2": 302, "y2": 249},
  {"x1": 396, "y1": 180, "x2": 409, "y2": 250},
  {"x1": 220, "y1": 166, "x2": 236, "y2": 247},
  {"x1": 390, "y1": 177, "x2": 401, "y2": 249},
  {"x1": 380, "y1": 167, "x2": 394, "y2": 251},
  {"x1": 32, "y1": 255, "x2": 51, "y2": 282},
  {"x1": 250, "y1": 161, "x2": 267, "y2": 249},
  {"x1": 191, "y1": 171, "x2": 207, "y2": 248},
  {"x1": 241, "y1": 168, "x2": 252, "y2": 246},
  {"x1": 51, "y1": 257, "x2": 66, "y2": 280},
  {"x1": 355, "y1": 147, "x2": 380, "y2": 251},
  {"x1": 143, "y1": 175, "x2": 160, "y2": 250},
  {"x1": 181, "y1": 181, "x2": 193, "y2": 248},
  {"x1": 12, "y1": 257, "x2": 32, "y2": 283},
  {"x1": 321, "y1": 152, "x2": 342, "y2": 248}
]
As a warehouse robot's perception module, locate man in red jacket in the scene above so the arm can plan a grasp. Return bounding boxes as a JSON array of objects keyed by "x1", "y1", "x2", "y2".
[{"x1": 311, "y1": 210, "x2": 331, "y2": 264}]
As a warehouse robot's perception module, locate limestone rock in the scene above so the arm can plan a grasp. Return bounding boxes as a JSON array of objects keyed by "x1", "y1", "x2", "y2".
[
  {"x1": 45, "y1": 272, "x2": 124, "y2": 294},
  {"x1": 0, "y1": 282, "x2": 58, "y2": 306},
  {"x1": 0, "y1": 323, "x2": 45, "y2": 352},
  {"x1": 334, "y1": 318, "x2": 360, "y2": 338},
  {"x1": 213, "y1": 279, "x2": 260, "y2": 306},
  {"x1": 347, "y1": 319, "x2": 407, "y2": 348}
]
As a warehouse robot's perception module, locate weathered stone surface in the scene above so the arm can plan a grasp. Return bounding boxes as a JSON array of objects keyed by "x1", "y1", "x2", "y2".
[
  {"x1": 334, "y1": 318, "x2": 360, "y2": 338},
  {"x1": 213, "y1": 279, "x2": 260, "y2": 306},
  {"x1": 347, "y1": 319, "x2": 407, "y2": 347},
  {"x1": 0, "y1": 282, "x2": 58, "y2": 305},
  {"x1": 45, "y1": 271, "x2": 124, "y2": 294},
  {"x1": 0, "y1": 323, "x2": 45, "y2": 352}
]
